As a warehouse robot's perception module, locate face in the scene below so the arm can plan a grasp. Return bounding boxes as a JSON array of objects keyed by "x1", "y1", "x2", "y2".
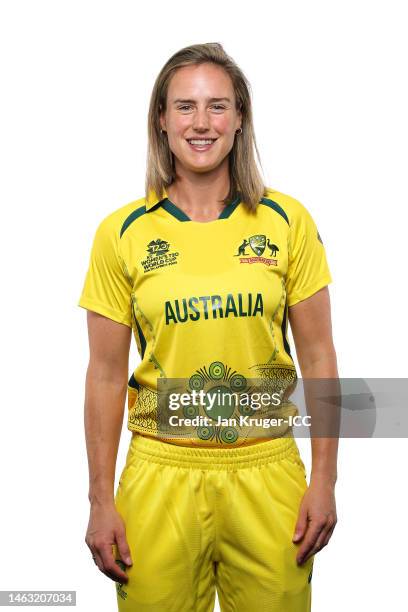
[{"x1": 160, "y1": 63, "x2": 242, "y2": 175}]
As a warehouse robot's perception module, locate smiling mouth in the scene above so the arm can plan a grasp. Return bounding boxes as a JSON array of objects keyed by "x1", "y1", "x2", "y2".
[{"x1": 186, "y1": 138, "x2": 218, "y2": 150}]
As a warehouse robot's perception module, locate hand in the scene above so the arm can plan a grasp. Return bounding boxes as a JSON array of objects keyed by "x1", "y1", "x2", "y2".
[
  {"x1": 292, "y1": 480, "x2": 337, "y2": 565},
  {"x1": 85, "y1": 502, "x2": 133, "y2": 582}
]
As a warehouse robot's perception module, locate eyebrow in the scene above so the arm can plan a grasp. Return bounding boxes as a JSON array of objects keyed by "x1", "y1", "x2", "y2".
[{"x1": 172, "y1": 97, "x2": 232, "y2": 105}]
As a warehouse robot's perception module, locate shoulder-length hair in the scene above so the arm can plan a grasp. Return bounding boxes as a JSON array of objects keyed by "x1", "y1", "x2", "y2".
[{"x1": 145, "y1": 42, "x2": 267, "y2": 212}]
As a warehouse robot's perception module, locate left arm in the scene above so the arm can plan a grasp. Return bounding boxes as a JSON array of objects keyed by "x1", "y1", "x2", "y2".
[{"x1": 288, "y1": 286, "x2": 339, "y2": 565}]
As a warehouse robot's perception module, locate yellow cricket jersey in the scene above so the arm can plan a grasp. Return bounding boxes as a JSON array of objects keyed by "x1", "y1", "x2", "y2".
[{"x1": 78, "y1": 187, "x2": 332, "y2": 447}]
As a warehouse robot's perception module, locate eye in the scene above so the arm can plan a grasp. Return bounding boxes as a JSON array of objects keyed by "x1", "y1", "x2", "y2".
[
  {"x1": 177, "y1": 105, "x2": 193, "y2": 112},
  {"x1": 211, "y1": 105, "x2": 226, "y2": 111}
]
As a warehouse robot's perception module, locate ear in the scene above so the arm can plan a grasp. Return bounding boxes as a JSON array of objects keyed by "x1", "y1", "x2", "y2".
[
  {"x1": 159, "y1": 105, "x2": 166, "y2": 132},
  {"x1": 236, "y1": 104, "x2": 242, "y2": 129}
]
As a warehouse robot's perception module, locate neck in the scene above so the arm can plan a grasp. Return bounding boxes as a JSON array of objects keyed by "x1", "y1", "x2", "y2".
[{"x1": 166, "y1": 159, "x2": 232, "y2": 217}]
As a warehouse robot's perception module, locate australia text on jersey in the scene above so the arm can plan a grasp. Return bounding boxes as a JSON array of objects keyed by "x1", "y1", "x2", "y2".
[{"x1": 165, "y1": 292, "x2": 263, "y2": 325}]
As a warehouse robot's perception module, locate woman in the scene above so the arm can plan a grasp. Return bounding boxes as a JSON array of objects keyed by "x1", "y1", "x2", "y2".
[{"x1": 78, "y1": 42, "x2": 338, "y2": 612}]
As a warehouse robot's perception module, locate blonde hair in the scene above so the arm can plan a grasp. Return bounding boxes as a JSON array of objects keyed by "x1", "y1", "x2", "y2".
[{"x1": 145, "y1": 42, "x2": 267, "y2": 212}]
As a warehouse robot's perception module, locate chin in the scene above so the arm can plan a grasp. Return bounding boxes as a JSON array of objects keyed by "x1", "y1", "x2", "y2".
[
  {"x1": 187, "y1": 155, "x2": 224, "y2": 171},
  {"x1": 186, "y1": 163, "x2": 220, "y2": 174}
]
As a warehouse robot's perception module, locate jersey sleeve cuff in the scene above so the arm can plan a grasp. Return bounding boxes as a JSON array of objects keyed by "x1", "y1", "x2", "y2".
[
  {"x1": 287, "y1": 274, "x2": 333, "y2": 307},
  {"x1": 78, "y1": 296, "x2": 132, "y2": 328}
]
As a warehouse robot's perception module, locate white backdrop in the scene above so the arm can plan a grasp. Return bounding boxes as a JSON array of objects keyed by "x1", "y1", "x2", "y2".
[{"x1": 0, "y1": 0, "x2": 407, "y2": 610}]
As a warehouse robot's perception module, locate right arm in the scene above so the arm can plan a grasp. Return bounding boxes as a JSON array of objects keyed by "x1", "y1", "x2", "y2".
[{"x1": 84, "y1": 310, "x2": 133, "y2": 582}]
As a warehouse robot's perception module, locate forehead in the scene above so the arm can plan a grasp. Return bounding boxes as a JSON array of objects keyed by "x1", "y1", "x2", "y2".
[{"x1": 167, "y1": 63, "x2": 235, "y2": 101}]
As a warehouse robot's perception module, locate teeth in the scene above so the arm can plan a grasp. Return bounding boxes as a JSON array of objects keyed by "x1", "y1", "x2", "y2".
[{"x1": 188, "y1": 139, "x2": 215, "y2": 145}]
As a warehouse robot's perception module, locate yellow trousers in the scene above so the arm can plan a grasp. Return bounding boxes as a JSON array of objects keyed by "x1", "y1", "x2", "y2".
[{"x1": 113, "y1": 434, "x2": 313, "y2": 611}]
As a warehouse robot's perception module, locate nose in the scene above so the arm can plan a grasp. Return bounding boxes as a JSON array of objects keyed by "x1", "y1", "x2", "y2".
[{"x1": 192, "y1": 107, "x2": 210, "y2": 132}]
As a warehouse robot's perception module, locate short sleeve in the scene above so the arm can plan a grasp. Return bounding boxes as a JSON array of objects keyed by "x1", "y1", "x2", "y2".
[
  {"x1": 78, "y1": 216, "x2": 132, "y2": 327},
  {"x1": 286, "y1": 203, "x2": 332, "y2": 307}
]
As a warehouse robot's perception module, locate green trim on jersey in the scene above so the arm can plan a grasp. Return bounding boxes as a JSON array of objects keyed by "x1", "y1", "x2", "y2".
[
  {"x1": 120, "y1": 205, "x2": 147, "y2": 238},
  {"x1": 259, "y1": 197, "x2": 290, "y2": 225},
  {"x1": 161, "y1": 195, "x2": 241, "y2": 222},
  {"x1": 161, "y1": 198, "x2": 191, "y2": 221},
  {"x1": 217, "y1": 195, "x2": 241, "y2": 219}
]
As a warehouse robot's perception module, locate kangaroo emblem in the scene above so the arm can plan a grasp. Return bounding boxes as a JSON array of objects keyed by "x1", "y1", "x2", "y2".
[{"x1": 235, "y1": 239, "x2": 249, "y2": 256}]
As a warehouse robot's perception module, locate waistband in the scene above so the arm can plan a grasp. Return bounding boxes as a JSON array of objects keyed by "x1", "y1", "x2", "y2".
[{"x1": 126, "y1": 433, "x2": 301, "y2": 471}]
